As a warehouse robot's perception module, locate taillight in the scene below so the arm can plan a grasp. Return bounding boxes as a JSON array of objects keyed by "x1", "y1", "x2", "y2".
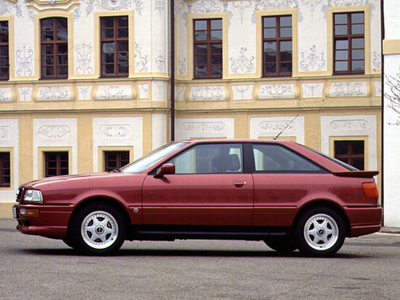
[{"x1": 362, "y1": 182, "x2": 379, "y2": 198}]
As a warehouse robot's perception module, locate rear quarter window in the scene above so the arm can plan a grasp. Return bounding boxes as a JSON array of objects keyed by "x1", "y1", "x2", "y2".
[{"x1": 252, "y1": 144, "x2": 327, "y2": 173}]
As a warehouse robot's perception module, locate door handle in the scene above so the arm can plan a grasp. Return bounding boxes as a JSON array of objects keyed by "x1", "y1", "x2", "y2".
[{"x1": 233, "y1": 181, "x2": 246, "y2": 188}]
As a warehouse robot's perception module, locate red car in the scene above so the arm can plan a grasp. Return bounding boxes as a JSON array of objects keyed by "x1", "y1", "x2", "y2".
[{"x1": 13, "y1": 139, "x2": 382, "y2": 256}]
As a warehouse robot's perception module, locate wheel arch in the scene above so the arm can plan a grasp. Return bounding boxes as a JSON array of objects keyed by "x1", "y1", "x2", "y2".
[
  {"x1": 67, "y1": 196, "x2": 133, "y2": 237},
  {"x1": 293, "y1": 200, "x2": 351, "y2": 237}
]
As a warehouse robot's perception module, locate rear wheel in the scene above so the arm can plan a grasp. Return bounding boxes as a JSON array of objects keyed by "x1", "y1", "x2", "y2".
[
  {"x1": 70, "y1": 204, "x2": 126, "y2": 255},
  {"x1": 295, "y1": 207, "x2": 346, "y2": 257}
]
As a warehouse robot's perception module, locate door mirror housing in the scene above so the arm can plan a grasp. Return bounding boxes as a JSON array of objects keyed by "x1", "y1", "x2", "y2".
[{"x1": 154, "y1": 163, "x2": 175, "y2": 178}]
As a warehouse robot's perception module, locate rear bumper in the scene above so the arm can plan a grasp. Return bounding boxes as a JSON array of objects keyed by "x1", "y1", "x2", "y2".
[
  {"x1": 13, "y1": 204, "x2": 72, "y2": 239},
  {"x1": 345, "y1": 206, "x2": 383, "y2": 237}
]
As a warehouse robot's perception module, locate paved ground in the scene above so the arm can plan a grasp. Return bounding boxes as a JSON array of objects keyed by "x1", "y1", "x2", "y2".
[{"x1": 1, "y1": 218, "x2": 400, "y2": 300}]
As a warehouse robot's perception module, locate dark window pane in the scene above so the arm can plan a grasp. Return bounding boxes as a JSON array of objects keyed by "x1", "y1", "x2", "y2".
[
  {"x1": 280, "y1": 63, "x2": 292, "y2": 73},
  {"x1": 351, "y1": 24, "x2": 364, "y2": 35},
  {"x1": 281, "y1": 16, "x2": 292, "y2": 26},
  {"x1": 335, "y1": 25, "x2": 348, "y2": 35},
  {"x1": 118, "y1": 41, "x2": 128, "y2": 52},
  {"x1": 335, "y1": 61, "x2": 348, "y2": 71},
  {"x1": 335, "y1": 50, "x2": 348, "y2": 60},
  {"x1": 195, "y1": 66, "x2": 207, "y2": 76},
  {"x1": 351, "y1": 60, "x2": 364, "y2": 71},
  {"x1": 118, "y1": 63, "x2": 128, "y2": 73},
  {"x1": 280, "y1": 27, "x2": 292, "y2": 38},
  {"x1": 264, "y1": 63, "x2": 276, "y2": 74},
  {"x1": 103, "y1": 64, "x2": 115, "y2": 74},
  {"x1": 118, "y1": 16, "x2": 128, "y2": 27},
  {"x1": 280, "y1": 52, "x2": 292, "y2": 62},
  {"x1": 103, "y1": 43, "x2": 115, "y2": 53},
  {"x1": 42, "y1": 19, "x2": 54, "y2": 31},
  {"x1": 352, "y1": 38, "x2": 364, "y2": 48},
  {"x1": 195, "y1": 20, "x2": 207, "y2": 30},
  {"x1": 195, "y1": 55, "x2": 207, "y2": 65},
  {"x1": 352, "y1": 49, "x2": 364, "y2": 59},
  {"x1": 211, "y1": 65, "x2": 222, "y2": 75},
  {"x1": 264, "y1": 41, "x2": 276, "y2": 52},
  {"x1": 210, "y1": 30, "x2": 222, "y2": 40},
  {"x1": 264, "y1": 52, "x2": 276, "y2": 62},
  {"x1": 0, "y1": 57, "x2": 8, "y2": 66},
  {"x1": 195, "y1": 45, "x2": 207, "y2": 55},
  {"x1": 102, "y1": 17, "x2": 114, "y2": 28},
  {"x1": 102, "y1": 29, "x2": 114, "y2": 39},
  {"x1": 118, "y1": 28, "x2": 128, "y2": 38},
  {"x1": 351, "y1": 13, "x2": 364, "y2": 24},
  {"x1": 336, "y1": 40, "x2": 348, "y2": 50},
  {"x1": 211, "y1": 55, "x2": 222, "y2": 64},
  {"x1": 263, "y1": 17, "x2": 276, "y2": 28},
  {"x1": 42, "y1": 31, "x2": 54, "y2": 41},
  {"x1": 195, "y1": 30, "x2": 207, "y2": 41},
  {"x1": 353, "y1": 142, "x2": 364, "y2": 154},
  {"x1": 42, "y1": 45, "x2": 54, "y2": 54},
  {"x1": 353, "y1": 159, "x2": 364, "y2": 170},
  {"x1": 335, "y1": 14, "x2": 348, "y2": 24},
  {"x1": 211, "y1": 44, "x2": 222, "y2": 54},
  {"x1": 211, "y1": 19, "x2": 222, "y2": 30},
  {"x1": 280, "y1": 41, "x2": 292, "y2": 51},
  {"x1": 57, "y1": 18, "x2": 68, "y2": 30},
  {"x1": 58, "y1": 66, "x2": 68, "y2": 75},
  {"x1": 118, "y1": 53, "x2": 128, "y2": 63},
  {"x1": 58, "y1": 44, "x2": 68, "y2": 54},
  {"x1": 264, "y1": 28, "x2": 276, "y2": 38}
]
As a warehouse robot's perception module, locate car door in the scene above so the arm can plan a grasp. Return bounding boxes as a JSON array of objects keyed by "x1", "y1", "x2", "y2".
[{"x1": 142, "y1": 143, "x2": 254, "y2": 226}]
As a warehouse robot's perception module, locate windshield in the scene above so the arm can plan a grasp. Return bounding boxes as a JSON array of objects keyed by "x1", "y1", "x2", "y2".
[{"x1": 120, "y1": 142, "x2": 189, "y2": 173}]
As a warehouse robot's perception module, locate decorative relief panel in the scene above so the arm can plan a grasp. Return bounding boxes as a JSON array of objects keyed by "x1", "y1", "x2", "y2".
[
  {"x1": 37, "y1": 86, "x2": 71, "y2": 101},
  {"x1": 96, "y1": 85, "x2": 132, "y2": 100},
  {"x1": 329, "y1": 119, "x2": 369, "y2": 131},
  {"x1": 99, "y1": 124, "x2": 133, "y2": 139},
  {"x1": 176, "y1": 86, "x2": 185, "y2": 101},
  {"x1": 250, "y1": 116, "x2": 305, "y2": 144},
  {"x1": 38, "y1": 125, "x2": 71, "y2": 139},
  {"x1": 138, "y1": 83, "x2": 149, "y2": 99},
  {"x1": 18, "y1": 87, "x2": 33, "y2": 101},
  {"x1": 176, "y1": 117, "x2": 235, "y2": 140},
  {"x1": 374, "y1": 80, "x2": 381, "y2": 97},
  {"x1": 259, "y1": 84, "x2": 294, "y2": 99},
  {"x1": 0, "y1": 126, "x2": 11, "y2": 140},
  {"x1": 232, "y1": 85, "x2": 253, "y2": 100},
  {"x1": 26, "y1": 0, "x2": 80, "y2": 11},
  {"x1": 329, "y1": 81, "x2": 368, "y2": 97},
  {"x1": 152, "y1": 81, "x2": 166, "y2": 101},
  {"x1": 0, "y1": 88, "x2": 12, "y2": 102},
  {"x1": 301, "y1": 82, "x2": 324, "y2": 98},
  {"x1": 189, "y1": 86, "x2": 225, "y2": 101},
  {"x1": 77, "y1": 86, "x2": 92, "y2": 100},
  {"x1": 16, "y1": 46, "x2": 34, "y2": 76}
]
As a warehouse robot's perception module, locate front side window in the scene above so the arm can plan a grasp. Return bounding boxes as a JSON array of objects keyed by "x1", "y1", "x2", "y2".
[
  {"x1": 0, "y1": 152, "x2": 10, "y2": 187},
  {"x1": 334, "y1": 140, "x2": 364, "y2": 170},
  {"x1": 45, "y1": 152, "x2": 68, "y2": 177},
  {"x1": 0, "y1": 21, "x2": 9, "y2": 80},
  {"x1": 101, "y1": 16, "x2": 129, "y2": 77},
  {"x1": 253, "y1": 144, "x2": 324, "y2": 173},
  {"x1": 193, "y1": 19, "x2": 223, "y2": 79},
  {"x1": 104, "y1": 151, "x2": 129, "y2": 172},
  {"x1": 41, "y1": 17, "x2": 68, "y2": 79},
  {"x1": 333, "y1": 12, "x2": 364, "y2": 74},
  {"x1": 168, "y1": 143, "x2": 243, "y2": 174},
  {"x1": 262, "y1": 15, "x2": 292, "y2": 77}
]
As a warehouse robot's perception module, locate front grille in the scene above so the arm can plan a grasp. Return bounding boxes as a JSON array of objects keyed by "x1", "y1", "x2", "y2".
[{"x1": 16, "y1": 188, "x2": 23, "y2": 202}]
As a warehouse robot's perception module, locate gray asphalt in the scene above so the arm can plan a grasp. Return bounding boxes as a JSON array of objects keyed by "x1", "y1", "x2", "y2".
[{"x1": 1, "y1": 218, "x2": 400, "y2": 300}]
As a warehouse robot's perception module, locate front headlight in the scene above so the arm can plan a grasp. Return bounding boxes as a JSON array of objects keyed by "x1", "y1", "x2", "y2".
[{"x1": 23, "y1": 189, "x2": 43, "y2": 203}]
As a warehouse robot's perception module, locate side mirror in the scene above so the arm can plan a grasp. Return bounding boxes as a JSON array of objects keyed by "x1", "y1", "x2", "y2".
[{"x1": 154, "y1": 163, "x2": 175, "y2": 178}]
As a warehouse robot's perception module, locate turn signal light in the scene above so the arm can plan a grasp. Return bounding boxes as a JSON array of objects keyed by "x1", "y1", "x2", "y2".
[
  {"x1": 362, "y1": 182, "x2": 379, "y2": 198},
  {"x1": 20, "y1": 208, "x2": 39, "y2": 216}
]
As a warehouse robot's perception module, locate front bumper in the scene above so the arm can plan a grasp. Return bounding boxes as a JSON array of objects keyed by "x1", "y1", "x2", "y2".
[{"x1": 13, "y1": 204, "x2": 73, "y2": 239}]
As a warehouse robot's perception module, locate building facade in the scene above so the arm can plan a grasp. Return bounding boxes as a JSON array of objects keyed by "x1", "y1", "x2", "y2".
[
  {"x1": 0, "y1": 0, "x2": 381, "y2": 219},
  {"x1": 383, "y1": 0, "x2": 400, "y2": 227}
]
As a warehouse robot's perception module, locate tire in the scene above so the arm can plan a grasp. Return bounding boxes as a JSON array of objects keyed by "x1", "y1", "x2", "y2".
[
  {"x1": 70, "y1": 204, "x2": 127, "y2": 255},
  {"x1": 264, "y1": 237, "x2": 297, "y2": 253},
  {"x1": 295, "y1": 207, "x2": 346, "y2": 257}
]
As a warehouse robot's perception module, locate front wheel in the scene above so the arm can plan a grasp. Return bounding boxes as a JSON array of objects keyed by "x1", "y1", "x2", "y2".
[
  {"x1": 70, "y1": 204, "x2": 126, "y2": 255},
  {"x1": 295, "y1": 207, "x2": 346, "y2": 257}
]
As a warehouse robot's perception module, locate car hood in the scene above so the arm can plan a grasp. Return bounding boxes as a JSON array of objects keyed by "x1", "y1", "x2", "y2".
[{"x1": 21, "y1": 172, "x2": 133, "y2": 189}]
